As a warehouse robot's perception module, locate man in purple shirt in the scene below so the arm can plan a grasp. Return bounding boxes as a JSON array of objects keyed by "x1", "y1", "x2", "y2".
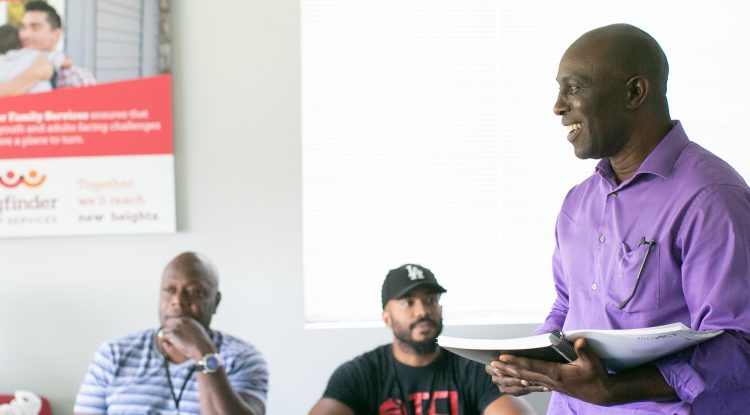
[{"x1": 486, "y1": 23, "x2": 750, "y2": 414}]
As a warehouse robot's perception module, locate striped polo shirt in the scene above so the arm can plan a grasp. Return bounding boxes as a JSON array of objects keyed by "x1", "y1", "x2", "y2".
[{"x1": 74, "y1": 328, "x2": 268, "y2": 414}]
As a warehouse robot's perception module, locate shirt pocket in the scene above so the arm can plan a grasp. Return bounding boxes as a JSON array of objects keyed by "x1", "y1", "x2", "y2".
[{"x1": 605, "y1": 240, "x2": 661, "y2": 313}]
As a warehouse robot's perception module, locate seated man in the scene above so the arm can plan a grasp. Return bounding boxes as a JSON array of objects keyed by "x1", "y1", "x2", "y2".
[
  {"x1": 74, "y1": 252, "x2": 268, "y2": 415},
  {"x1": 309, "y1": 264, "x2": 535, "y2": 415}
]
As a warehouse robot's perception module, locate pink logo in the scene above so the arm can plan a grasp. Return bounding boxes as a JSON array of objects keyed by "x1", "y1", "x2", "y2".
[{"x1": 0, "y1": 169, "x2": 47, "y2": 188}]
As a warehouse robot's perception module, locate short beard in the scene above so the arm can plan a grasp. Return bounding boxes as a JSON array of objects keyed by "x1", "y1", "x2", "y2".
[{"x1": 393, "y1": 317, "x2": 443, "y2": 356}]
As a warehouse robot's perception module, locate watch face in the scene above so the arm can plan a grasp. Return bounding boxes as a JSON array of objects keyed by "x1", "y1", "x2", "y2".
[{"x1": 205, "y1": 355, "x2": 220, "y2": 370}]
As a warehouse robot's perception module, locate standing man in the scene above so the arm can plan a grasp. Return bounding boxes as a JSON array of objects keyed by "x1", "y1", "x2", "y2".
[
  {"x1": 487, "y1": 24, "x2": 750, "y2": 414},
  {"x1": 19, "y1": 1, "x2": 96, "y2": 88},
  {"x1": 74, "y1": 252, "x2": 268, "y2": 415},
  {"x1": 310, "y1": 264, "x2": 534, "y2": 415}
]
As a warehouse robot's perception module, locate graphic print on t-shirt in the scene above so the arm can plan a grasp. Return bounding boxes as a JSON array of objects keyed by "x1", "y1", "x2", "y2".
[{"x1": 379, "y1": 390, "x2": 458, "y2": 415}]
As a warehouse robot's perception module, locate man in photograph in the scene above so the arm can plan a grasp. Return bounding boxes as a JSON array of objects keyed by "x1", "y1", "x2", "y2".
[{"x1": 19, "y1": 1, "x2": 95, "y2": 88}]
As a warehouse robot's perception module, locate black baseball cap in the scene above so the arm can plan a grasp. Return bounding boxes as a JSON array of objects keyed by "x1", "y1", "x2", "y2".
[{"x1": 381, "y1": 264, "x2": 447, "y2": 308}]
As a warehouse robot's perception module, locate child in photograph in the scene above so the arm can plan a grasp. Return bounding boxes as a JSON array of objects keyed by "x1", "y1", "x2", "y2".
[{"x1": 0, "y1": 23, "x2": 66, "y2": 93}]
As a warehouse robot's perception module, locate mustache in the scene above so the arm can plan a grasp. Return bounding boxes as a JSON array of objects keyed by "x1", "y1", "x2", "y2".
[{"x1": 409, "y1": 317, "x2": 438, "y2": 331}]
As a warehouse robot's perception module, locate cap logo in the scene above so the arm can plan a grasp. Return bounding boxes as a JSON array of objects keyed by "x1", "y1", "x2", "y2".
[{"x1": 405, "y1": 265, "x2": 425, "y2": 281}]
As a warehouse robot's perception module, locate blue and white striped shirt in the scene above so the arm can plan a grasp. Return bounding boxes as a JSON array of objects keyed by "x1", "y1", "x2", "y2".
[{"x1": 74, "y1": 328, "x2": 268, "y2": 414}]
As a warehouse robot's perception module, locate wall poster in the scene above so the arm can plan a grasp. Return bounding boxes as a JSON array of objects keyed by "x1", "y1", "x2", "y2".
[{"x1": 0, "y1": 0, "x2": 175, "y2": 237}]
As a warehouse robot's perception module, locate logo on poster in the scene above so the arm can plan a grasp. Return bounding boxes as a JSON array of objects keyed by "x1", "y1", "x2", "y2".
[
  {"x1": 0, "y1": 169, "x2": 56, "y2": 227},
  {"x1": 0, "y1": 193, "x2": 59, "y2": 226},
  {"x1": 0, "y1": 169, "x2": 47, "y2": 188}
]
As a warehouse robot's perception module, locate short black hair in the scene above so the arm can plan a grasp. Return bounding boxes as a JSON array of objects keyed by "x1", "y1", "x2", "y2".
[
  {"x1": 0, "y1": 24, "x2": 21, "y2": 54},
  {"x1": 25, "y1": 1, "x2": 62, "y2": 30}
]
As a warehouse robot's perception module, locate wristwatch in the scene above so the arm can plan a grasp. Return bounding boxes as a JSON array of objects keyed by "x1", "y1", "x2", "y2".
[{"x1": 195, "y1": 353, "x2": 222, "y2": 374}]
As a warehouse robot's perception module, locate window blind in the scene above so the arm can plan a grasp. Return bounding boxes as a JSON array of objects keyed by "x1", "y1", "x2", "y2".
[{"x1": 302, "y1": 0, "x2": 750, "y2": 327}]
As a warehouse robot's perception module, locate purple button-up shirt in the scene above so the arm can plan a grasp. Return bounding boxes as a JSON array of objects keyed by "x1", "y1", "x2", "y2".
[{"x1": 537, "y1": 121, "x2": 750, "y2": 414}]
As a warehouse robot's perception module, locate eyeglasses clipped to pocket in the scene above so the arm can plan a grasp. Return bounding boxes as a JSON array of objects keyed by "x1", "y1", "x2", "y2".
[{"x1": 607, "y1": 237, "x2": 660, "y2": 313}]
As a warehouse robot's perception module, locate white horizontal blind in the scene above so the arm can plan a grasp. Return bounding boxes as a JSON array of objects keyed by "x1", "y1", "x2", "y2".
[
  {"x1": 302, "y1": 0, "x2": 750, "y2": 327},
  {"x1": 96, "y1": 0, "x2": 143, "y2": 81}
]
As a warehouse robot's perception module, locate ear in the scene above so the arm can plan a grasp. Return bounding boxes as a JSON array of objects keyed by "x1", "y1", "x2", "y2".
[
  {"x1": 382, "y1": 309, "x2": 392, "y2": 327},
  {"x1": 213, "y1": 291, "x2": 222, "y2": 314},
  {"x1": 51, "y1": 28, "x2": 62, "y2": 44},
  {"x1": 625, "y1": 75, "x2": 649, "y2": 109}
]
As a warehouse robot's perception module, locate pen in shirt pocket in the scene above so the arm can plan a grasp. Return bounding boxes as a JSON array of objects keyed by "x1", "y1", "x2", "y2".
[{"x1": 618, "y1": 236, "x2": 656, "y2": 309}]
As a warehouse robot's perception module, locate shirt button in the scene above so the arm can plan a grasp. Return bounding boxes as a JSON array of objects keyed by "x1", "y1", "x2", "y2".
[
  {"x1": 610, "y1": 192, "x2": 617, "y2": 198},
  {"x1": 599, "y1": 235, "x2": 606, "y2": 243},
  {"x1": 591, "y1": 283, "x2": 598, "y2": 290}
]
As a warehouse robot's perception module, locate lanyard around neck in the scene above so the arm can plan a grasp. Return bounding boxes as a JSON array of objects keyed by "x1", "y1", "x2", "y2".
[{"x1": 164, "y1": 358, "x2": 197, "y2": 413}]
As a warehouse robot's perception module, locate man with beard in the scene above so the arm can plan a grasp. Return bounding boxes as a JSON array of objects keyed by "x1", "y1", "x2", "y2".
[{"x1": 309, "y1": 264, "x2": 534, "y2": 415}]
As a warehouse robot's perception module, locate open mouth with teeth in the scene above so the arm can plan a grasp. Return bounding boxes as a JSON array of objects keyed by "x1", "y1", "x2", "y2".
[{"x1": 566, "y1": 122, "x2": 583, "y2": 142}]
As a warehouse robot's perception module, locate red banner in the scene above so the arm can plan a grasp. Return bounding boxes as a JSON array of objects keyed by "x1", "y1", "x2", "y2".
[{"x1": 0, "y1": 75, "x2": 173, "y2": 159}]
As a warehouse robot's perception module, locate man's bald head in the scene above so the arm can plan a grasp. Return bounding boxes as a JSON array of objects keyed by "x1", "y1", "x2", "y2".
[
  {"x1": 553, "y1": 24, "x2": 673, "y2": 164},
  {"x1": 164, "y1": 252, "x2": 219, "y2": 290},
  {"x1": 567, "y1": 23, "x2": 669, "y2": 99},
  {"x1": 159, "y1": 252, "x2": 221, "y2": 328}
]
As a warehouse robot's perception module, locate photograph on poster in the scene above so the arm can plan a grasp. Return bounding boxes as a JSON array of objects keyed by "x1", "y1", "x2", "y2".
[{"x1": 0, "y1": 0, "x2": 175, "y2": 238}]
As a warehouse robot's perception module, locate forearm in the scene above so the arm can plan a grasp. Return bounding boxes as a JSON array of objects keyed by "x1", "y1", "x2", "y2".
[
  {"x1": 601, "y1": 364, "x2": 677, "y2": 406},
  {"x1": 654, "y1": 331, "x2": 750, "y2": 405},
  {"x1": 198, "y1": 370, "x2": 264, "y2": 415},
  {"x1": 161, "y1": 318, "x2": 267, "y2": 415},
  {"x1": 0, "y1": 67, "x2": 47, "y2": 96}
]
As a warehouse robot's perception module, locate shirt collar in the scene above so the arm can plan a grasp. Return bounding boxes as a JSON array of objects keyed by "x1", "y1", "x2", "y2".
[{"x1": 595, "y1": 120, "x2": 689, "y2": 182}]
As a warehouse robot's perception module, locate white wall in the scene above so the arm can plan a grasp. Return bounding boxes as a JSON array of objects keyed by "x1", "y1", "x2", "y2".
[{"x1": 0, "y1": 1, "x2": 549, "y2": 414}]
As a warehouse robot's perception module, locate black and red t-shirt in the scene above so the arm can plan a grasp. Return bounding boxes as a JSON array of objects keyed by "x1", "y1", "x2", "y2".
[{"x1": 322, "y1": 344, "x2": 501, "y2": 415}]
